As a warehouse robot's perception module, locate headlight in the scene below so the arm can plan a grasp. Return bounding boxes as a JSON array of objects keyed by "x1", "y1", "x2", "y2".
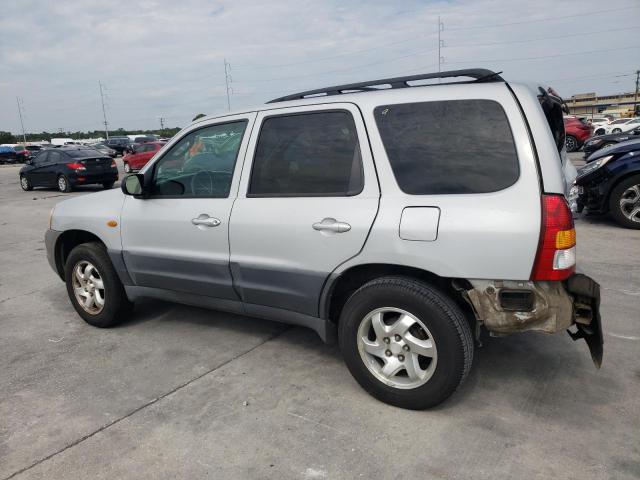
[{"x1": 577, "y1": 154, "x2": 614, "y2": 178}]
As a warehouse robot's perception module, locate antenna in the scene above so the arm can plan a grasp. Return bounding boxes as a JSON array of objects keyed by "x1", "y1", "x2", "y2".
[{"x1": 99, "y1": 81, "x2": 109, "y2": 140}]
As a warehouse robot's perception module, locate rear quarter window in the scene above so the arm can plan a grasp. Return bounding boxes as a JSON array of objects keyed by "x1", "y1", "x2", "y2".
[{"x1": 374, "y1": 99, "x2": 519, "y2": 195}]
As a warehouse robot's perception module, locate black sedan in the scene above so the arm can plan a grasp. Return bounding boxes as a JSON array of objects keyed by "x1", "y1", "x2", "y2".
[
  {"x1": 19, "y1": 147, "x2": 118, "y2": 192},
  {"x1": 575, "y1": 139, "x2": 640, "y2": 229},
  {"x1": 583, "y1": 126, "x2": 640, "y2": 158}
]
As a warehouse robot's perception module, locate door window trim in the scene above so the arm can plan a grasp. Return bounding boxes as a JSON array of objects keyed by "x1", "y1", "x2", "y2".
[
  {"x1": 246, "y1": 109, "x2": 365, "y2": 198},
  {"x1": 144, "y1": 119, "x2": 250, "y2": 200}
]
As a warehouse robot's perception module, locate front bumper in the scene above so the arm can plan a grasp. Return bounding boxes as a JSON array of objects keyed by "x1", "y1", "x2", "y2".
[
  {"x1": 45, "y1": 229, "x2": 63, "y2": 279},
  {"x1": 464, "y1": 274, "x2": 603, "y2": 367}
]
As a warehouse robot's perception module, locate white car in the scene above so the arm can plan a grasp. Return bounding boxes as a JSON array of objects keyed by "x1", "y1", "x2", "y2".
[
  {"x1": 586, "y1": 117, "x2": 610, "y2": 135},
  {"x1": 602, "y1": 117, "x2": 640, "y2": 135}
]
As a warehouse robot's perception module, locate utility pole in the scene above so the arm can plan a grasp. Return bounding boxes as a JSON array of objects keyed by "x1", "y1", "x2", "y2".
[
  {"x1": 159, "y1": 117, "x2": 165, "y2": 132},
  {"x1": 438, "y1": 16, "x2": 445, "y2": 80},
  {"x1": 634, "y1": 69, "x2": 639, "y2": 116},
  {"x1": 16, "y1": 97, "x2": 27, "y2": 145},
  {"x1": 224, "y1": 59, "x2": 232, "y2": 112},
  {"x1": 98, "y1": 81, "x2": 109, "y2": 140}
]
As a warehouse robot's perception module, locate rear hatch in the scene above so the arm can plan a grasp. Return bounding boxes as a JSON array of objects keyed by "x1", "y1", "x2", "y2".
[
  {"x1": 80, "y1": 156, "x2": 112, "y2": 172},
  {"x1": 537, "y1": 87, "x2": 577, "y2": 191}
]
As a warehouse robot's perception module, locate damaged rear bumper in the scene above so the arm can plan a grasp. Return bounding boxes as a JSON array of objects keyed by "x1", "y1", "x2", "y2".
[{"x1": 463, "y1": 274, "x2": 603, "y2": 367}]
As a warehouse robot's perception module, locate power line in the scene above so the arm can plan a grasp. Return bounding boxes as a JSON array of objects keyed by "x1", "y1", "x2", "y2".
[
  {"x1": 445, "y1": 46, "x2": 638, "y2": 66},
  {"x1": 447, "y1": 25, "x2": 640, "y2": 49},
  {"x1": 447, "y1": 5, "x2": 638, "y2": 30}
]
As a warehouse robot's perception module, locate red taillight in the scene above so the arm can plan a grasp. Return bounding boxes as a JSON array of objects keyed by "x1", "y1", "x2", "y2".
[
  {"x1": 531, "y1": 194, "x2": 576, "y2": 281},
  {"x1": 66, "y1": 162, "x2": 86, "y2": 171}
]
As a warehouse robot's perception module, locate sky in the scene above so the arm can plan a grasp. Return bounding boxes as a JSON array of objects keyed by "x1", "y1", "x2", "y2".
[{"x1": 1, "y1": 0, "x2": 638, "y2": 134}]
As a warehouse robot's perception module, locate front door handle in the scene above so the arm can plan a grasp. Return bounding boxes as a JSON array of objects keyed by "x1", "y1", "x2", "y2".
[
  {"x1": 312, "y1": 218, "x2": 351, "y2": 233},
  {"x1": 191, "y1": 214, "x2": 221, "y2": 228}
]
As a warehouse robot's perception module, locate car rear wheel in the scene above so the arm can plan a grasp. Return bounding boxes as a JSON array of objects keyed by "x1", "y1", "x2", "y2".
[
  {"x1": 565, "y1": 135, "x2": 579, "y2": 152},
  {"x1": 123, "y1": 162, "x2": 131, "y2": 173},
  {"x1": 338, "y1": 276, "x2": 474, "y2": 410},
  {"x1": 610, "y1": 175, "x2": 640, "y2": 229},
  {"x1": 612, "y1": 128, "x2": 622, "y2": 134},
  {"x1": 20, "y1": 175, "x2": 33, "y2": 191},
  {"x1": 102, "y1": 181, "x2": 115, "y2": 189},
  {"x1": 57, "y1": 175, "x2": 72, "y2": 192},
  {"x1": 65, "y1": 242, "x2": 133, "y2": 327}
]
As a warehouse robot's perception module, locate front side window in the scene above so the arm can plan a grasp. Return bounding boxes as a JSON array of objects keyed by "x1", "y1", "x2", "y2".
[
  {"x1": 248, "y1": 111, "x2": 363, "y2": 197},
  {"x1": 374, "y1": 100, "x2": 519, "y2": 195},
  {"x1": 149, "y1": 121, "x2": 247, "y2": 198}
]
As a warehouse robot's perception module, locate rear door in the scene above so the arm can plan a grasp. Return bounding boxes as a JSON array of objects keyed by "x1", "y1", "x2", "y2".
[
  {"x1": 229, "y1": 104, "x2": 379, "y2": 317},
  {"x1": 27, "y1": 152, "x2": 49, "y2": 185}
]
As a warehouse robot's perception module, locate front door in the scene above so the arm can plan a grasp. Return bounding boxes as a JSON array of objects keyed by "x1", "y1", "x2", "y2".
[
  {"x1": 120, "y1": 114, "x2": 256, "y2": 299},
  {"x1": 229, "y1": 104, "x2": 380, "y2": 317}
]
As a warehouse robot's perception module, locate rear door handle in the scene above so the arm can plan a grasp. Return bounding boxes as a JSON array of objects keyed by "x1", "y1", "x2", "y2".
[
  {"x1": 191, "y1": 214, "x2": 221, "y2": 228},
  {"x1": 312, "y1": 218, "x2": 351, "y2": 233}
]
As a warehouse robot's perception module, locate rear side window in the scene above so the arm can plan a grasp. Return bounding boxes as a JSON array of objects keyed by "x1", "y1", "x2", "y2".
[
  {"x1": 248, "y1": 111, "x2": 363, "y2": 197},
  {"x1": 374, "y1": 100, "x2": 519, "y2": 195}
]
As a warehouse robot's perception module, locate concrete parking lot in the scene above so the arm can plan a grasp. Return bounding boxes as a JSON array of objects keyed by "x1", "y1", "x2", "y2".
[{"x1": 1, "y1": 155, "x2": 638, "y2": 480}]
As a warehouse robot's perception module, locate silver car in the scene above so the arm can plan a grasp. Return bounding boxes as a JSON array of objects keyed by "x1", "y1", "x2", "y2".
[{"x1": 45, "y1": 69, "x2": 602, "y2": 409}]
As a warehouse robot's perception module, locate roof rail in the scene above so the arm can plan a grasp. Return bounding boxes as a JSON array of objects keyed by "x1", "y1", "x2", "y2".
[{"x1": 267, "y1": 68, "x2": 504, "y2": 103}]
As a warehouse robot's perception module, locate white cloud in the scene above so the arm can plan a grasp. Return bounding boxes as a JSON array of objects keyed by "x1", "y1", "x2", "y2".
[{"x1": 0, "y1": 0, "x2": 638, "y2": 133}]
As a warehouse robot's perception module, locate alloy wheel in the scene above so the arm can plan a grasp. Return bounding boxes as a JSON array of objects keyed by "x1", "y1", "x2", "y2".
[
  {"x1": 357, "y1": 307, "x2": 438, "y2": 389},
  {"x1": 71, "y1": 260, "x2": 106, "y2": 314},
  {"x1": 565, "y1": 136, "x2": 577, "y2": 152},
  {"x1": 619, "y1": 184, "x2": 640, "y2": 223},
  {"x1": 58, "y1": 176, "x2": 67, "y2": 191},
  {"x1": 20, "y1": 176, "x2": 29, "y2": 190}
]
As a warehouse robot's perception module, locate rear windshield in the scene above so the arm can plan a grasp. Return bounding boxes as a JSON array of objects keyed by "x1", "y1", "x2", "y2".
[
  {"x1": 65, "y1": 149, "x2": 105, "y2": 158},
  {"x1": 374, "y1": 99, "x2": 519, "y2": 195}
]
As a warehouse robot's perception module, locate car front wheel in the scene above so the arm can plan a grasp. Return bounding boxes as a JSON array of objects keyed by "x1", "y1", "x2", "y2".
[
  {"x1": 338, "y1": 276, "x2": 474, "y2": 409},
  {"x1": 20, "y1": 175, "x2": 33, "y2": 191},
  {"x1": 610, "y1": 175, "x2": 640, "y2": 229},
  {"x1": 65, "y1": 242, "x2": 133, "y2": 327}
]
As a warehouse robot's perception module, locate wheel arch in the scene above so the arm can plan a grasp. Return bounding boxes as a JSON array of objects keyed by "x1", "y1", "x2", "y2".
[
  {"x1": 320, "y1": 263, "x2": 472, "y2": 325},
  {"x1": 52, "y1": 230, "x2": 106, "y2": 280},
  {"x1": 603, "y1": 169, "x2": 640, "y2": 211}
]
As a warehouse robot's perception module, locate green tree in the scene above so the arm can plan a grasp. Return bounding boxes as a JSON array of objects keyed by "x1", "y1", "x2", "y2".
[
  {"x1": 0, "y1": 131, "x2": 15, "y2": 144},
  {"x1": 192, "y1": 113, "x2": 206, "y2": 121}
]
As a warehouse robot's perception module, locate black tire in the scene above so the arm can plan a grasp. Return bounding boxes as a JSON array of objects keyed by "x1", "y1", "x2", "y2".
[
  {"x1": 565, "y1": 135, "x2": 579, "y2": 152},
  {"x1": 595, "y1": 128, "x2": 605, "y2": 135},
  {"x1": 102, "y1": 181, "x2": 115, "y2": 189},
  {"x1": 612, "y1": 128, "x2": 622, "y2": 134},
  {"x1": 57, "y1": 174, "x2": 72, "y2": 192},
  {"x1": 338, "y1": 276, "x2": 474, "y2": 410},
  {"x1": 64, "y1": 242, "x2": 133, "y2": 327},
  {"x1": 20, "y1": 175, "x2": 33, "y2": 191},
  {"x1": 609, "y1": 175, "x2": 640, "y2": 229}
]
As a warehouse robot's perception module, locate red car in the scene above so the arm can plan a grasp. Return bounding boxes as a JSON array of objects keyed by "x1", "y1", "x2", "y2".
[
  {"x1": 564, "y1": 116, "x2": 593, "y2": 152},
  {"x1": 123, "y1": 142, "x2": 165, "y2": 173}
]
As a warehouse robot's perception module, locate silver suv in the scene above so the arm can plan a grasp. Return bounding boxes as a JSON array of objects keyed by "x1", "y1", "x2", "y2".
[{"x1": 45, "y1": 69, "x2": 602, "y2": 409}]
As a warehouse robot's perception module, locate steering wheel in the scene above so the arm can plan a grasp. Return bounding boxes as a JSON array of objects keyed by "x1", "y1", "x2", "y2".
[{"x1": 190, "y1": 170, "x2": 214, "y2": 196}]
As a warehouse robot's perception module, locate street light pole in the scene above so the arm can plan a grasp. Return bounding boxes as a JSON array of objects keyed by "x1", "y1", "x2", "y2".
[{"x1": 16, "y1": 97, "x2": 27, "y2": 145}]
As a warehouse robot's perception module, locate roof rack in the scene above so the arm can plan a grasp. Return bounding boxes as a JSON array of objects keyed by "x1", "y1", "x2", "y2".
[{"x1": 267, "y1": 68, "x2": 504, "y2": 103}]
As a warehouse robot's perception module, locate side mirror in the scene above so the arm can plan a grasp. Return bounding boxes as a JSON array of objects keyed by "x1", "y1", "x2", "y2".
[{"x1": 121, "y1": 174, "x2": 145, "y2": 197}]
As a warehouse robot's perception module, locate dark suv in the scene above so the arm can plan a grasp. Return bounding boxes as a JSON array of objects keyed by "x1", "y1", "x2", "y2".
[{"x1": 105, "y1": 137, "x2": 132, "y2": 155}]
